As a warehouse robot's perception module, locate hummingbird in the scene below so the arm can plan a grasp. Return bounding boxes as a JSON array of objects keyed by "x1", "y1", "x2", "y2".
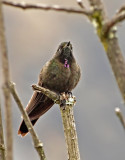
[{"x1": 18, "y1": 41, "x2": 81, "y2": 136}]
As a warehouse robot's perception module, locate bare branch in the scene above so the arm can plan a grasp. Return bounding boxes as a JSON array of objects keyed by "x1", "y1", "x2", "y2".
[
  {"x1": 88, "y1": 0, "x2": 104, "y2": 8},
  {"x1": 2, "y1": 0, "x2": 92, "y2": 16},
  {"x1": 32, "y1": 84, "x2": 59, "y2": 103},
  {"x1": 117, "y1": 5, "x2": 125, "y2": 14},
  {"x1": 87, "y1": 0, "x2": 106, "y2": 19},
  {"x1": 103, "y1": 12, "x2": 125, "y2": 36},
  {"x1": 32, "y1": 84, "x2": 81, "y2": 160},
  {"x1": 60, "y1": 94, "x2": 80, "y2": 160},
  {"x1": 9, "y1": 82, "x2": 46, "y2": 160},
  {"x1": 0, "y1": 100, "x2": 6, "y2": 160},
  {"x1": 115, "y1": 107, "x2": 125, "y2": 129},
  {"x1": 104, "y1": 3, "x2": 125, "y2": 34},
  {"x1": 106, "y1": 38, "x2": 125, "y2": 101},
  {"x1": 0, "y1": 0, "x2": 13, "y2": 160},
  {"x1": 76, "y1": 0, "x2": 85, "y2": 9},
  {"x1": 87, "y1": 0, "x2": 125, "y2": 102}
]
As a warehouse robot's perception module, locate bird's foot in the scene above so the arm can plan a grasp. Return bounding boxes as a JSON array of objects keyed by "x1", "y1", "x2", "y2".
[
  {"x1": 60, "y1": 92, "x2": 76, "y2": 110},
  {"x1": 66, "y1": 91, "x2": 72, "y2": 97}
]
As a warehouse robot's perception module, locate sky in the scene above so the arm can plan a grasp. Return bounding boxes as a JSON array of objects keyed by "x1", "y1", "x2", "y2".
[{"x1": 0, "y1": 0, "x2": 125, "y2": 160}]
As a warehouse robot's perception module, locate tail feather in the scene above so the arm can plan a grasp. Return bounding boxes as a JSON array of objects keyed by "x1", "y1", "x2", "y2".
[
  {"x1": 18, "y1": 92, "x2": 54, "y2": 137},
  {"x1": 18, "y1": 119, "x2": 38, "y2": 137}
]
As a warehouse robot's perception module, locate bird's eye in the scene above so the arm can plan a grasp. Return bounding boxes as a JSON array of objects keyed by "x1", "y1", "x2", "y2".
[
  {"x1": 58, "y1": 45, "x2": 63, "y2": 53},
  {"x1": 58, "y1": 48, "x2": 62, "y2": 53}
]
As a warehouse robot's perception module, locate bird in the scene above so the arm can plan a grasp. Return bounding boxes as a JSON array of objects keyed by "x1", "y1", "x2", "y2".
[{"x1": 18, "y1": 41, "x2": 81, "y2": 136}]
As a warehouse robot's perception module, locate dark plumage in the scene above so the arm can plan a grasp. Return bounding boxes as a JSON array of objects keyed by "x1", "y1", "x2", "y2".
[{"x1": 18, "y1": 41, "x2": 81, "y2": 136}]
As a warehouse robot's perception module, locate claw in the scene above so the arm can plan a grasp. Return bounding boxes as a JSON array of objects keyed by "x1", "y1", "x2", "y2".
[
  {"x1": 67, "y1": 91, "x2": 72, "y2": 97},
  {"x1": 59, "y1": 92, "x2": 76, "y2": 109}
]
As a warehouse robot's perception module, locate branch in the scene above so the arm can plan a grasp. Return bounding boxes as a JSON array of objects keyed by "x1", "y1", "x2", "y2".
[
  {"x1": 103, "y1": 11, "x2": 125, "y2": 35},
  {"x1": 103, "y1": 3, "x2": 125, "y2": 35},
  {"x1": 0, "y1": 100, "x2": 6, "y2": 160},
  {"x1": 86, "y1": 0, "x2": 125, "y2": 102},
  {"x1": 76, "y1": 0, "x2": 85, "y2": 9},
  {"x1": 117, "y1": 5, "x2": 125, "y2": 14},
  {"x1": 60, "y1": 94, "x2": 80, "y2": 160},
  {"x1": 88, "y1": 0, "x2": 104, "y2": 7},
  {"x1": 0, "y1": 0, "x2": 13, "y2": 160},
  {"x1": 2, "y1": 0, "x2": 92, "y2": 16},
  {"x1": 87, "y1": 0, "x2": 107, "y2": 23},
  {"x1": 9, "y1": 82, "x2": 46, "y2": 160},
  {"x1": 115, "y1": 107, "x2": 125, "y2": 129},
  {"x1": 32, "y1": 84, "x2": 59, "y2": 103},
  {"x1": 87, "y1": 0, "x2": 106, "y2": 17},
  {"x1": 32, "y1": 84, "x2": 80, "y2": 160}
]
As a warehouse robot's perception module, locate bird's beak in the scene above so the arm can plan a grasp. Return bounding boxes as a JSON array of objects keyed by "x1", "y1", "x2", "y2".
[{"x1": 67, "y1": 41, "x2": 70, "y2": 46}]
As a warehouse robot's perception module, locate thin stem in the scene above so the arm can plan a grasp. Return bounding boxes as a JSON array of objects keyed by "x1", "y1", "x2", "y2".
[
  {"x1": 76, "y1": 0, "x2": 85, "y2": 9},
  {"x1": 9, "y1": 82, "x2": 46, "y2": 160},
  {"x1": 32, "y1": 84, "x2": 59, "y2": 103},
  {"x1": 115, "y1": 107, "x2": 125, "y2": 129},
  {"x1": 0, "y1": 0, "x2": 13, "y2": 160},
  {"x1": 0, "y1": 100, "x2": 6, "y2": 160},
  {"x1": 117, "y1": 5, "x2": 125, "y2": 14},
  {"x1": 103, "y1": 12, "x2": 125, "y2": 35},
  {"x1": 2, "y1": 0, "x2": 92, "y2": 16}
]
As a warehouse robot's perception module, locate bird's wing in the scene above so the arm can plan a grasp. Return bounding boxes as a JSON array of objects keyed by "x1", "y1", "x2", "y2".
[
  {"x1": 25, "y1": 91, "x2": 54, "y2": 120},
  {"x1": 18, "y1": 91, "x2": 54, "y2": 136}
]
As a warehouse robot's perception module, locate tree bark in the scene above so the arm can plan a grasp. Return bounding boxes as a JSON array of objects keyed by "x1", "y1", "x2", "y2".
[{"x1": 0, "y1": 1, "x2": 13, "y2": 160}]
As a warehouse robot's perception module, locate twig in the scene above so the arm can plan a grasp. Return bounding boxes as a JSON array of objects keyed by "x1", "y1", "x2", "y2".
[
  {"x1": 2, "y1": 0, "x2": 92, "y2": 16},
  {"x1": 77, "y1": 0, "x2": 85, "y2": 9},
  {"x1": 117, "y1": 5, "x2": 125, "y2": 14},
  {"x1": 9, "y1": 82, "x2": 46, "y2": 160},
  {"x1": 115, "y1": 107, "x2": 125, "y2": 129},
  {"x1": 103, "y1": 12, "x2": 125, "y2": 36},
  {"x1": 0, "y1": 0, "x2": 13, "y2": 160},
  {"x1": 32, "y1": 84, "x2": 59, "y2": 103},
  {"x1": 32, "y1": 84, "x2": 81, "y2": 160},
  {"x1": 0, "y1": 100, "x2": 6, "y2": 160}
]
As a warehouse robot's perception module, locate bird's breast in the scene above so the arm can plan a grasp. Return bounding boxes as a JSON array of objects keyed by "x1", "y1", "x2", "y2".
[{"x1": 42, "y1": 60, "x2": 71, "y2": 93}]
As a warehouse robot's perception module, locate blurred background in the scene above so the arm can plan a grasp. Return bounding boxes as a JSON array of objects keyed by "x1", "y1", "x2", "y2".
[{"x1": 0, "y1": 0, "x2": 125, "y2": 159}]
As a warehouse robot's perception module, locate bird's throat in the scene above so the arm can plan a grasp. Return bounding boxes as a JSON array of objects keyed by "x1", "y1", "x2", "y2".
[{"x1": 64, "y1": 59, "x2": 69, "y2": 68}]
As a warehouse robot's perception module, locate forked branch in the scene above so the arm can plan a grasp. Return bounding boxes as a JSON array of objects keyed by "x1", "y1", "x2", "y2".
[{"x1": 103, "y1": 10, "x2": 125, "y2": 35}]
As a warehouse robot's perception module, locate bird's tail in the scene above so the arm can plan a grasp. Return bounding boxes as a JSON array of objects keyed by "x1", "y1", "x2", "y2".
[
  {"x1": 18, "y1": 92, "x2": 54, "y2": 137},
  {"x1": 18, "y1": 118, "x2": 38, "y2": 137}
]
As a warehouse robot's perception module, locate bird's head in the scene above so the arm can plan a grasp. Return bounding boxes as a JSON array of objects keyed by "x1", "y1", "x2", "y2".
[{"x1": 55, "y1": 41, "x2": 74, "y2": 68}]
